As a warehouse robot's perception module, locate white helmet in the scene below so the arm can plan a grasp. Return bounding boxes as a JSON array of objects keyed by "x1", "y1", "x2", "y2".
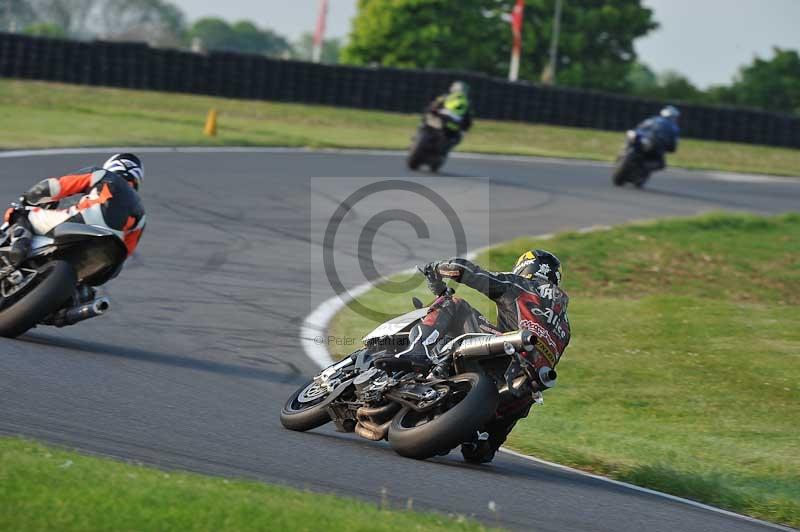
[
  {"x1": 103, "y1": 153, "x2": 143, "y2": 190},
  {"x1": 449, "y1": 80, "x2": 469, "y2": 96},
  {"x1": 660, "y1": 105, "x2": 680, "y2": 121}
]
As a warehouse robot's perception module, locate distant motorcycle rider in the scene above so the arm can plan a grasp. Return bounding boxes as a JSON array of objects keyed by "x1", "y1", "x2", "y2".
[
  {"x1": 633, "y1": 105, "x2": 680, "y2": 171},
  {"x1": 426, "y1": 81, "x2": 473, "y2": 149},
  {"x1": 2, "y1": 154, "x2": 146, "y2": 274},
  {"x1": 378, "y1": 250, "x2": 571, "y2": 463}
]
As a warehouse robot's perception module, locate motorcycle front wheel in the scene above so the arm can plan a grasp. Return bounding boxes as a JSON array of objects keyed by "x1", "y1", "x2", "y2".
[
  {"x1": 388, "y1": 372, "x2": 498, "y2": 460},
  {"x1": 407, "y1": 132, "x2": 429, "y2": 170},
  {"x1": 280, "y1": 378, "x2": 334, "y2": 432},
  {"x1": 612, "y1": 150, "x2": 637, "y2": 186}
]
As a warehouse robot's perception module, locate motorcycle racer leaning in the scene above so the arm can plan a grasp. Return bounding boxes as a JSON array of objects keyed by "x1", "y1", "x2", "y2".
[
  {"x1": 1, "y1": 154, "x2": 146, "y2": 281},
  {"x1": 426, "y1": 81, "x2": 473, "y2": 150},
  {"x1": 633, "y1": 105, "x2": 680, "y2": 171},
  {"x1": 378, "y1": 250, "x2": 571, "y2": 463}
]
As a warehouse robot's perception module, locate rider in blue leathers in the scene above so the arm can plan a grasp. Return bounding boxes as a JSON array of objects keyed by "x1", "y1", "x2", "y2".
[{"x1": 634, "y1": 105, "x2": 680, "y2": 171}]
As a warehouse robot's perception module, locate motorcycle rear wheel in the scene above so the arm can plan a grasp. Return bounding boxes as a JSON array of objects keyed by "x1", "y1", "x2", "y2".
[
  {"x1": 0, "y1": 260, "x2": 76, "y2": 338},
  {"x1": 388, "y1": 372, "x2": 498, "y2": 460},
  {"x1": 634, "y1": 169, "x2": 652, "y2": 188}
]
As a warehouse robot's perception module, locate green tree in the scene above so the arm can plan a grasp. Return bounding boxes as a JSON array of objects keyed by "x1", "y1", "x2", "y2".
[
  {"x1": 231, "y1": 20, "x2": 291, "y2": 56},
  {"x1": 726, "y1": 48, "x2": 800, "y2": 114},
  {"x1": 188, "y1": 17, "x2": 237, "y2": 51},
  {"x1": 23, "y1": 22, "x2": 66, "y2": 38},
  {"x1": 342, "y1": 0, "x2": 502, "y2": 73},
  {"x1": 491, "y1": 0, "x2": 658, "y2": 91},
  {"x1": 188, "y1": 17, "x2": 291, "y2": 57},
  {"x1": 98, "y1": 0, "x2": 187, "y2": 46},
  {"x1": 343, "y1": 0, "x2": 657, "y2": 91},
  {"x1": 651, "y1": 70, "x2": 704, "y2": 102},
  {"x1": 628, "y1": 65, "x2": 705, "y2": 104},
  {"x1": 626, "y1": 61, "x2": 658, "y2": 93}
]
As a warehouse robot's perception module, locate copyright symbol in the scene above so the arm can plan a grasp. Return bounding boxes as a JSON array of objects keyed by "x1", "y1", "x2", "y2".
[
  {"x1": 313, "y1": 336, "x2": 324, "y2": 344},
  {"x1": 322, "y1": 180, "x2": 467, "y2": 321}
]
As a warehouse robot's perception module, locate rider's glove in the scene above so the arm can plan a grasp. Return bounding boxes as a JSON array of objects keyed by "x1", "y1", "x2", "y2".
[{"x1": 422, "y1": 262, "x2": 447, "y2": 296}]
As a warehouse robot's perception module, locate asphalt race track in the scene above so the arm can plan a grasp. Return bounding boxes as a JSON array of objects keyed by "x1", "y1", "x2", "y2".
[{"x1": 1, "y1": 149, "x2": 798, "y2": 531}]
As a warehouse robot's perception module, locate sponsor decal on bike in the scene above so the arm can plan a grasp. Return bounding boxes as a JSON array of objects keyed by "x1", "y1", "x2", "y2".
[
  {"x1": 534, "y1": 337, "x2": 557, "y2": 366},
  {"x1": 528, "y1": 304, "x2": 569, "y2": 340},
  {"x1": 519, "y1": 319, "x2": 558, "y2": 351}
]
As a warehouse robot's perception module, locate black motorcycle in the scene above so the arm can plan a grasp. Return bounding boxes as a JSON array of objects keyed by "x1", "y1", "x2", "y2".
[
  {"x1": 281, "y1": 271, "x2": 557, "y2": 460},
  {"x1": 0, "y1": 205, "x2": 125, "y2": 338},
  {"x1": 407, "y1": 110, "x2": 462, "y2": 173},
  {"x1": 612, "y1": 129, "x2": 659, "y2": 188}
]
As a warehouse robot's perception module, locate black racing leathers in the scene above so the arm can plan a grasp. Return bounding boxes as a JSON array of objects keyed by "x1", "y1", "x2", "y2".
[{"x1": 427, "y1": 258, "x2": 571, "y2": 460}]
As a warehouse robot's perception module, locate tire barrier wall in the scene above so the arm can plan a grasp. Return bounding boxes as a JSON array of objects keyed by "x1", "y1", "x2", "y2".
[{"x1": 1, "y1": 33, "x2": 797, "y2": 148}]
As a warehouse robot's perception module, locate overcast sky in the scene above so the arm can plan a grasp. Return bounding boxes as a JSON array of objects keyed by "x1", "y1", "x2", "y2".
[{"x1": 173, "y1": 0, "x2": 800, "y2": 88}]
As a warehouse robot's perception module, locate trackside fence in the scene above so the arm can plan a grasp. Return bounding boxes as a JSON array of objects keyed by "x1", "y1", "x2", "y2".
[{"x1": 1, "y1": 32, "x2": 798, "y2": 148}]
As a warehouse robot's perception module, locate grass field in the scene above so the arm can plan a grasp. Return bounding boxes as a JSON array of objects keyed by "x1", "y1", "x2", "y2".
[
  {"x1": 328, "y1": 213, "x2": 800, "y2": 528},
  {"x1": 1, "y1": 79, "x2": 799, "y2": 176},
  {"x1": 0, "y1": 437, "x2": 495, "y2": 532}
]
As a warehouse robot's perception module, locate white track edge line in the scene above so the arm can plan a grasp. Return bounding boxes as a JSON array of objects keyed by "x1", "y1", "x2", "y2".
[
  {"x1": 499, "y1": 447, "x2": 796, "y2": 531},
  {"x1": 0, "y1": 146, "x2": 797, "y2": 184}
]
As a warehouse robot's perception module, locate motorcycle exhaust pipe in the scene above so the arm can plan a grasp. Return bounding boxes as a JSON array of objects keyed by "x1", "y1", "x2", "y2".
[
  {"x1": 354, "y1": 419, "x2": 392, "y2": 441},
  {"x1": 354, "y1": 404, "x2": 399, "y2": 441},
  {"x1": 357, "y1": 403, "x2": 401, "y2": 425},
  {"x1": 456, "y1": 330, "x2": 534, "y2": 359},
  {"x1": 537, "y1": 366, "x2": 557, "y2": 388},
  {"x1": 57, "y1": 297, "x2": 111, "y2": 327}
]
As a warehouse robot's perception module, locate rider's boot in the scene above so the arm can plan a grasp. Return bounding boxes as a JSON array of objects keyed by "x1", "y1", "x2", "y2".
[
  {"x1": 461, "y1": 431, "x2": 495, "y2": 464},
  {"x1": 375, "y1": 323, "x2": 440, "y2": 372}
]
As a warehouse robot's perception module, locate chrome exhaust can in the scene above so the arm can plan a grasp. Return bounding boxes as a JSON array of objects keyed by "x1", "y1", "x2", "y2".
[
  {"x1": 456, "y1": 329, "x2": 534, "y2": 359},
  {"x1": 57, "y1": 297, "x2": 111, "y2": 326}
]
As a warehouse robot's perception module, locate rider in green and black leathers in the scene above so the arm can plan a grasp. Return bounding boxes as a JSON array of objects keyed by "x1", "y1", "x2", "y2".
[{"x1": 426, "y1": 81, "x2": 473, "y2": 149}]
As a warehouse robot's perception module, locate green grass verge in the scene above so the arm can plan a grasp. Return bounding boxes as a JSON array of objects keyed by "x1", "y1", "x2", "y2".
[
  {"x1": 1, "y1": 79, "x2": 799, "y2": 177},
  {"x1": 0, "y1": 436, "x2": 496, "y2": 532},
  {"x1": 328, "y1": 212, "x2": 800, "y2": 528}
]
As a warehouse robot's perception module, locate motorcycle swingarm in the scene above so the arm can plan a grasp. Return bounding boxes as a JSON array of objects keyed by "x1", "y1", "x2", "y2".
[{"x1": 383, "y1": 381, "x2": 451, "y2": 413}]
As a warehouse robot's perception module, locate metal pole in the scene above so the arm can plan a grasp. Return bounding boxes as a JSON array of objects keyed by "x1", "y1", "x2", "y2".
[
  {"x1": 547, "y1": 0, "x2": 563, "y2": 84},
  {"x1": 509, "y1": 49, "x2": 520, "y2": 82}
]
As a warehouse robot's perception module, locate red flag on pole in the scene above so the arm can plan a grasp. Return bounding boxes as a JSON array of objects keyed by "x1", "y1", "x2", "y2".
[
  {"x1": 509, "y1": 0, "x2": 525, "y2": 81},
  {"x1": 511, "y1": 0, "x2": 524, "y2": 52},
  {"x1": 313, "y1": 0, "x2": 328, "y2": 63}
]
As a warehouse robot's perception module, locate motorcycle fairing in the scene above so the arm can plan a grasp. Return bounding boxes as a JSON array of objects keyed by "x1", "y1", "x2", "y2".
[
  {"x1": 362, "y1": 307, "x2": 429, "y2": 342},
  {"x1": 47, "y1": 223, "x2": 127, "y2": 285}
]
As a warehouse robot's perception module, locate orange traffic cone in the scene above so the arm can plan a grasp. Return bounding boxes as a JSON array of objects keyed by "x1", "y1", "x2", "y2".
[{"x1": 204, "y1": 109, "x2": 218, "y2": 137}]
